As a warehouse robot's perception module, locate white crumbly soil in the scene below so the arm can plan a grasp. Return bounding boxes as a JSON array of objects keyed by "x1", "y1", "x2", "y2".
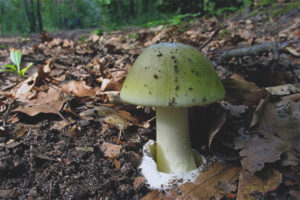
[{"x1": 140, "y1": 140, "x2": 206, "y2": 190}]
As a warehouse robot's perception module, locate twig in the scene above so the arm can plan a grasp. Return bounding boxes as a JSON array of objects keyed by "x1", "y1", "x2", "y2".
[
  {"x1": 218, "y1": 40, "x2": 300, "y2": 63},
  {"x1": 3, "y1": 98, "x2": 15, "y2": 127},
  {"x1": 199, "y1": 27, "x2": 222, "y2": 50},
  {"x1": 109, "y1": 69, "x2": 127, "y2": 73},
  {"x1": 283, "y1": 173, "x2": 300, "y2": 184}
]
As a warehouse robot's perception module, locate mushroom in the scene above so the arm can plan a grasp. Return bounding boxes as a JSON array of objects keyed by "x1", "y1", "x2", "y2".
[{"x1": 120, "y1": 43, "x2": 225, "y2": 174}]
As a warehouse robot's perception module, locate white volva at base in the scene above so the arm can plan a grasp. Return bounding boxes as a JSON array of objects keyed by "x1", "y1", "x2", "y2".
[{"x1": 139, "y1": 140, "x2": 206, "y2": 190}]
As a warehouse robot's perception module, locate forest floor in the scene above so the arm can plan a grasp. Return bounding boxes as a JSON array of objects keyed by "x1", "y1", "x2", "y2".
[{"x1": 0, "y1": 3, "x2": 300, "y2": 200}]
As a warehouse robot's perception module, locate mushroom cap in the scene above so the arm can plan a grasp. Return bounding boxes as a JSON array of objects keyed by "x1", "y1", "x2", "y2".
[{"x1": 120, "y1": 42, "x2": 225, "y2": 107}]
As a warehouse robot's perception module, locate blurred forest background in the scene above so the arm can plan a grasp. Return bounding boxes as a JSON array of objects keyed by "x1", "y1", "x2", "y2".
[{"x1": 0, "y1": 0, "x2": 255, "y2": 35}]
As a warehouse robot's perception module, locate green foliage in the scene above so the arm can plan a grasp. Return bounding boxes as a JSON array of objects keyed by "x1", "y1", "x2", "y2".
[
  {"x1": 0, "y1": 44, "x2": 9, "y2": 49},
  {"x1": 203, "y1": 0, "x2": 245, "y2": 16},
  {"x1": 0, "y1": 0, "x2": 264, "y2": 35},
  {"x1": 130, "y1": 32, "x2": 137, "y2": 39},
  {"x1": 270, "y1": 1, "x2": 300, "y2": 18},
  {"x1": 91, "y1": 28, "x2": 103, "y2": 36},
  {"x1": 241, "y1": 0, "x2": 253, "y2": 7},
  {"x1": 249, "y1": 0, "x2": 300, "y2": 19},
  {"x1": 169, "y1": 12, "x2": 201, "y2": 25},
  {"x1": 0, "y1": 0, "x2": 29, "y2": 34},
  {"x1": 79, "y1": 35, "x2": 88, "y2": 42},
  {"x1": 255, "y1": 0, "x2": 277, "y2": 6},
  {"x1": 0, "y1": 50, "x2": 33, "y2": 77},
  {"x1": 218, "y1": 29, "x2": 231, "y2": 39},
  {"x1": 145, "y1": 12, "x2": 201, "y2": 28}
]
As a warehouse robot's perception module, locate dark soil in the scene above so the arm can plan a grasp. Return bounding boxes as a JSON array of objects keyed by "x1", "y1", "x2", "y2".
[{"x1": 0, "y1": 117, "x2": 153, "y2": 199}]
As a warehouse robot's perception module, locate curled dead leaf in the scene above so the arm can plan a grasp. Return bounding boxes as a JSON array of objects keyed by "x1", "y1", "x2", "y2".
[
  {"x1": 249, "y1": 94, "x2": 269, "y2": 128},
  {"x1": 15, "y1": 73, "x2": 39, "y2": 99},
  {"x1": 14, "y1": 100, "x2": 64, "y2": 116},
  {"x1": 223, "y1": 74, "x2": 269, "y2": 107},
  {"x1": 208, "y1": 110, "x2": 227, "y2": 149},
  {"x1": 103, "y1": 113, "x2": 129, "y2": 131},
  {"x1": 61, "y1": 80, "x2": 96, "y2": 97}
]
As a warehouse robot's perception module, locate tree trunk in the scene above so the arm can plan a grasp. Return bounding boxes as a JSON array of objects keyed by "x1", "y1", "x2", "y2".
[
  {"x1": 142, "y1": 0, "x2": 149, "y2": 13},
  {"x1": 29, "y1": 0, "x2": 37, "y2": 31},
  {"x1": 117, "y1": 0, "x2": 122, "y2": 19},
  {"x1": 36, "y1": 0, "x2": 43, "y2": 33},
  {"x1": 23, "y1": 0, "x2": 36, "y2": 32},
  {"x1": 0, "y1": 6, "x2": 4, "y2": 36},
  {"x1": 129, "y1": 0, "x2": 135, "y2": 17}
]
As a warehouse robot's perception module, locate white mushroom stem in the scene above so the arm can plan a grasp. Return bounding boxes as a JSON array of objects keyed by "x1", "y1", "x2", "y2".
[{"x1": 156, "y1": 107, "x2": 197, "y2": 173}]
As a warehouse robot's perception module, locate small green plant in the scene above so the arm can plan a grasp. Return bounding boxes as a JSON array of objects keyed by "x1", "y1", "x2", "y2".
[
  {"x1": 145, "y1": 12, "x2": 201, "y2": 28},
  {"x1": 79, "y1": 35, "x2": 88, "y2": 42},
  {"x1": 0, "y1": 49, "x2": 33, "y2": 77},
  {"x1": 169, "y1": 12, "x2": 201, "y2": 26},
  {"x1": 91, "y1": 28, "x2": 103, "y2": 36},
  {"x1": 130, "y1": 32, "x2": 137, "y2": 39}
]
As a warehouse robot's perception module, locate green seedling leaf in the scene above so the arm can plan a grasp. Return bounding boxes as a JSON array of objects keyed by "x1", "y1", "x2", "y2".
[
  {"x1": 2, "y1": 64, "x2": 18, "y2": 72},
  {"x1": 20, "y1": 62, "x2": 33, "y2": 76},
  {"x1": 1, "y1": 50, "x2": 32, "y2": 77},
  {"x1": 0, "y1": 68, "x2": 14, "y2": 73},
  {"x1": 10, "y1": 50, "x2": 22, "y2": 72}
]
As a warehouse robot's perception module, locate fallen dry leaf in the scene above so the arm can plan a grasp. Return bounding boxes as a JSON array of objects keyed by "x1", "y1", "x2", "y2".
[
  {"x1": 282, "y1": 92, "x2": 300, "y2": 102},
  {"x1": 13, "y1": 60, "x2": 53, "y2": 100},
  {"x1": 118, "y1": 110, "x2": 139, "y2": 124},
  {"x1": 208, "y1": 110, "x2": 227, "y2": 149},
  {"x1": 102, "y1": 91, "x2": 122, "y2": 105},
  {"x1": 133, "y1": 176, "x2": 146, "y2": 189},
  {"x1": 99, "y1": 78, "x2": 111, "y2": 91},
  {"x1": 235, "y1": 100, "x2": 300, "y2": 173},
  {"x1": 223, "y1": 74, "x2": 269, "y2": 107},
  {"x1": 266, "y1": 84, "x2": 300, "y2": 96},
  {"x1": 48, "y1": 38, "x2": 62, "y2": 47},
  {"x1": 289, "y1": 189, "x2": 300, "y2": 200},
  {"x1": 141, "y1": 190, "x2": 173, "y2": 200},
  {"x1": 79, "y1": 106, "x2": 115, "y2": 119},
  {"x1": 61, "y1": 80, "x2": 96, "y2": 97},
  {"x1": 103, "y1": 113, "x2": 130, "y2": 131},
  {"x1": 75, "y1": 146, "x2": 94, "y2": 152},
  {"x1": 178, "y1": 162, "x2": 241, "y2": 200},
  {"x1": 14, "y1": 73, "x2": 39, "y2": 99},
  {"x1": 0, "y1": 189, "x2": 17, "y2": 199},
  {"x1": 234, "y1": 131, "x2": 286, "y2": 173},
  {"x1": 113, "y1": 159, "x2": 121, "y2": 169},
  {"x1": 249, "y1": 94, "x2": 269, "y2": 128},
  {"x1": 221, "y1": 102, "x2": 248, "y2": 117},
  {"x1": 14, "y1": 100, "x2": 64, "y2": 116},
  {"x1": 237, "y1": 169, "x2": 282, "y2": 200},
  {"x1": 62, "y1": 39, "x2": 74, "y2": 48},
  {"x1": 100, "y1": 142, "x2": 121, "y2": 158},
  {"x1": 52, "y1": 120, "x2": 69, "y2": 131},
  {"x1": 13, "y1": 85, "x2": 66, "y2": 118}
]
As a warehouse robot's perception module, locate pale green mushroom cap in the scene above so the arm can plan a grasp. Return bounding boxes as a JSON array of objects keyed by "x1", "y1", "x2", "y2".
[{"x1": 120, "y1": 43, "x2": 225, "y2": 107}]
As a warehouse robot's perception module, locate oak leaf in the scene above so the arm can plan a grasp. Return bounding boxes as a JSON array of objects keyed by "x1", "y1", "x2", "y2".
[{"x1": 178, "y1": 162, "x2": 241, "y2": 200}]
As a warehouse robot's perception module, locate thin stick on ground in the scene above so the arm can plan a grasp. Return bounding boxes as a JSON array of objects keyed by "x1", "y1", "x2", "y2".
[
  {"x1": 217, "y1": 40, "x2": 300, "y2": 63},
  {"x1": 199, "y1": 27, "x2": 222, "y2": 50}
]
